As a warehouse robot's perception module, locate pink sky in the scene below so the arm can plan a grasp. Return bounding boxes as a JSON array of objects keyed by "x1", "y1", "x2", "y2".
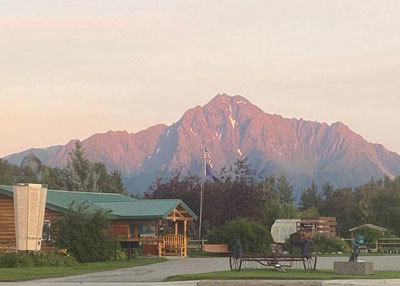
[{"x1": 1, "y1": 1, "x2": 400, "y2": 157}]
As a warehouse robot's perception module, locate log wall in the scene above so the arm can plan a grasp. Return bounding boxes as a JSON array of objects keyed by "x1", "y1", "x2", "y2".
[
  {"x1": 0, "y1": 194, "x2": 15, "y2": 247},
  {"x1": 0, "y1": 194, "x2": 63, "y2": 251},
  {"x1": 112, "y1": 221, "x2": 130, "y2": 238},
  {"x1": 41, "y1": 209, "x2": 64, "y2": 252}
]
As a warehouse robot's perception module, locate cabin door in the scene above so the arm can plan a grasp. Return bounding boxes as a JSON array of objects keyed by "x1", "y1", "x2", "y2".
[{"x1": 128, "y1": 223, "x2": 138, "y2": 238}]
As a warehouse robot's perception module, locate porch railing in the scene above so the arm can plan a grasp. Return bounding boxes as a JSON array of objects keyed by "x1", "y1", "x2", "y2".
[{"x1": 162, "y1": 234, "x2": 187, "y2": 257}]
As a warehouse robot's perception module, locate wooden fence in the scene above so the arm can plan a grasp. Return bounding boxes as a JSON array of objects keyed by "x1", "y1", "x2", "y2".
[
  {"x1": 377, "y1": 238, "x2": 400, "y2": 253},
  {"x1": 187, "y1": 239, "x2": 229, "y2": 254},
  {"x1": 187, "y1": 239, "x2": 207, "y2": 252}
]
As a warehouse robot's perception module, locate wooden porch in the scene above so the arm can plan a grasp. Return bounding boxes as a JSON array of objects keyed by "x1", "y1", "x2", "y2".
[{"x1": 117, "y1": 204, "x2": 193, "y2": 257}]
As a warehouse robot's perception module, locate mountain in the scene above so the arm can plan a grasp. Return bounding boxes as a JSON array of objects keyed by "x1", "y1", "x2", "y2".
[
  {"x1": 5, "y1": 145, "x2": 63, "y2": 167},
  {"x1": 4, "y1": 94, "x2": 400, "y2": 195}
]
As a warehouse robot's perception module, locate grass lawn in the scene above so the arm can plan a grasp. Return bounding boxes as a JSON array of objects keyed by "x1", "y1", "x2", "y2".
[
  {"x1": 189, "y1": 251, "x2": 229, "y2": 258},
  {"x1": 0, "y1": 257, "x2": 165, "y2": 282},
  {"x1": 166, "y1": 269, "x2": 400, "y2": 281},
  {"x1": 189, "y1": 251, "x2": 400, "y2": 258},
  {"x1": 319, "y1": 252, "x2": 400, "y2": 257}
]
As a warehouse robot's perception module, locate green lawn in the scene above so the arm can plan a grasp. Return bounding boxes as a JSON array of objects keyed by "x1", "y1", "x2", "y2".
[
  {"x1": 189, "y1": 251, "x2": 400, "y2": 258},
  {"x1": 0, "y1": 257, "x2": 165, "y2": 282},
  {"x1": 166, "y1": 269, "x2": 400, "y2": 281},
  {"x1": 189, "y1": 251, "x2": 229, "y2": 258},
  {"x1": 319, "y1": 252, "x2": 400, "y2": 257}
]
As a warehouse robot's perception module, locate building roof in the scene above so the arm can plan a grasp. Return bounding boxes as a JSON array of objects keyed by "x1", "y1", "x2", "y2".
[
  {"x1": 349, "y1": 224, "x2": 388, "y2": 233},
  {"x1": 0, "y1": 185, "x2": 197, "y2": 220}
]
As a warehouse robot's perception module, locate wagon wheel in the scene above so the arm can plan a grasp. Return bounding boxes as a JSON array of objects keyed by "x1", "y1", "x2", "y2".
[
  {"x1": 229, "y1": 239, "x2": 243, "y2": 271},
  {"x1": 303, "y1": 239, "x2": 317, "y2": 270}
]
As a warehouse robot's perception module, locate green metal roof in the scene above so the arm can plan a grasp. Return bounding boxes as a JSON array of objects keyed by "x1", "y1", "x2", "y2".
[
  {"x1": 0, "y1": 185, "x2": 197, "y2": 220},
  {"x1": 94, "y1": 199, "x2": 197, "y2": 220}
]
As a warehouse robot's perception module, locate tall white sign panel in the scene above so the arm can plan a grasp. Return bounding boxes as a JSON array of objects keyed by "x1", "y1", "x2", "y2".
[{"x1": 13, "y1": 184, "x2": 48, "y2": 251}]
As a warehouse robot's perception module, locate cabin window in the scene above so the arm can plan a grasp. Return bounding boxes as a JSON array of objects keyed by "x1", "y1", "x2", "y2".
[
  {"x1": 139, "y1": 221, "x2": 155, "y2": 236},
  {"x1": 42, "y1": 220, "x2": 51, "y2": 241}
]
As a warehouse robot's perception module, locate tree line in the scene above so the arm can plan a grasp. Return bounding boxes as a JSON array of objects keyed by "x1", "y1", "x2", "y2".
[
  {"x1": 0, "y1": 141, "x2": 126, "y2": 194},
  {"x1": 146, "y1": 157, "x2": 400, "y2": 238},
  {"x1": 145, "y1": 157, "x2": 298, "y2": 238},
  {"x1": 299, "y1": 176, "x2": 400, "y2": 237},
  {"x1": 2, "y1": 144, "x2": 400, "y2": 239}
]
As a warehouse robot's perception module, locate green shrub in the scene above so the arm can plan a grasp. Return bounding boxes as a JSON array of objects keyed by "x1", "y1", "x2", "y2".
[
  {"x1": 52, "y1": 203, "x2": 120, "y2": 263},
  {"x1": 314, "y1": 234, "x2": 350, "y2": 253},
  {"x1": 0, "y1": 252, "x2": 78, "y2": 268},
  {"x1": 207, "y1": 218, "x2": 271, "y2": 254},
  {"x1": 29, "y1": 252, "x2": 78, "y2": 267},
  {"x1": 0, "y1": 253, "x2": 22, "y2": 268},
  {"x1": 132, "y1": 247, "x2": 141, "y2": 257}
]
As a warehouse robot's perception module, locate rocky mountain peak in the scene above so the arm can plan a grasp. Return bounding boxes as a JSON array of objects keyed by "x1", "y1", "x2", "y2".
[{"x1": 4, "y1": 94, "x2": 400, "y2": 194}]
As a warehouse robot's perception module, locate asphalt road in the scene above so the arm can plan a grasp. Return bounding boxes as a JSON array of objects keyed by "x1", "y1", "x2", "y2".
[{"x1": 6, "y1": 256, "x2": 399, "y2": 284}]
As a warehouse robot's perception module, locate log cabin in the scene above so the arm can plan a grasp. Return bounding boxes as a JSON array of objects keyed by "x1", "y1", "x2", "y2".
[{"x1": 0, "y1": 185, "x2": 197, "y2": 257}]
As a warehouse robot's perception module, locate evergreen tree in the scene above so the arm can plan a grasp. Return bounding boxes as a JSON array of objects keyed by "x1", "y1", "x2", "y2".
[
  {"x1": 324, "y1": 188, "x2": 360, "y2": 236},
  {"x1": 0, "y1": 159, "x2": 16, "y2": 185},
  {"x1": 93, "y1": 163, "x2": 109, "y2": 191},
  {"x1": 108, "y1": 170, "x2": 127, "y2": 194},
  {"x1": 299, "y1": 182, "x2": 322, "y2": 211},
  {"x1": 41, "y1": 166, "x2": 64, "y2": 189},
  {"x1": 373, "y1": 176, "x2": 400, "y2": 236},
  {"x1": 63, "y1": 141, "x2": 100, "y2": 192},
  {"x1": 276, "y1": 175, "x2": 293, "y2": 203},
  {"x1": 18, "y1": 166, "x2": 39, "y2": 184},
  {"x1": 322, "y1": 182, "x2": 334, "y2": 200},
  {"x1": 355, "y1": 181, "x2": 382, "y2": 224},
  {"x1": 299, "y1": 206, "x2": 320, "y2": 218}
]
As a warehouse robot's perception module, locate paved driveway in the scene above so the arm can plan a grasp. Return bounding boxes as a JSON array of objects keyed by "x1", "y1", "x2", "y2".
[
  {"x1": 31, "y1": 258, "x2": 228, "y2": 283},
  {"x1": 4, "y1": 256, "x2": 400, "y2": 284}
]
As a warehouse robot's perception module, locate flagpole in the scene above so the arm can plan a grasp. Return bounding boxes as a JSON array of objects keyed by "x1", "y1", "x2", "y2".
[{"x1": 198, "y1": 142, "x2": 206, "y2": 241}]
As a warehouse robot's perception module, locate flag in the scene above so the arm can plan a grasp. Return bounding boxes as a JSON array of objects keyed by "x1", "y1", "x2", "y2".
[{"x1": 204, "y1": 147, "x2": 220, "y2": 182}]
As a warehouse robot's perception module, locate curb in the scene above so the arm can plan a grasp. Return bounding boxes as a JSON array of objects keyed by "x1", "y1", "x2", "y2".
[{"x1": 197, "y1": 279, "x2": 400, "y2": 286}]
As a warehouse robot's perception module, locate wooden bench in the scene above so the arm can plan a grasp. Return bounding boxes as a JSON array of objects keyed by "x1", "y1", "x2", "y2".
[{"x1": 203, "y1": 244, "x2": 229, "y2": 253}]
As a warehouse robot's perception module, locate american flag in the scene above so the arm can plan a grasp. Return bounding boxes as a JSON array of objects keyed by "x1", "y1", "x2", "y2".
[
  {"x1": 204, "y1": 147, "x2": 213, "y2": 168},
  {"x1": 204, "y1": 146, "x2": 220, "y2": 182}
]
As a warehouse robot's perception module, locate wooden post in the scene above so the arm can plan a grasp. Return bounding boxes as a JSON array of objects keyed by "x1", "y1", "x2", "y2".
[
  {"x1": 174, "y1": 221, "x2": 178, "y2": 235},
  {"x1": 127, "y1": 246, "x2": 132, "y2": 261},
  {"x1": 183, "y1": 220, "x2": 188, "y2": 257},
  {"x1": 183, "y1": 236, "x2": 187, "y2": 257},
  {"x1": 199, "y1": 143, "x2": 206, "y2": 241},
  {"x1": 157, "y1": 241, "x2": 162, "y2": 257}
]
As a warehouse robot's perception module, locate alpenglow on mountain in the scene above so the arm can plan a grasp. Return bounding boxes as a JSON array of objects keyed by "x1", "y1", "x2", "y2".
[{"x1": 5, "y1": 94, "x2": 400, "y2": 195}]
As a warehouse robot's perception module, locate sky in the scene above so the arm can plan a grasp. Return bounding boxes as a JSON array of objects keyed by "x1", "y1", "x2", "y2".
[{"x1": 1, "y1": 0, "x2": 400, "y2": 157}]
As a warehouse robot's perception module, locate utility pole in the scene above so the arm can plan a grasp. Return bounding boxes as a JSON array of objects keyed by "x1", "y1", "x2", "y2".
[{"x1": 198, "y1": 143, "x2": 206, "y2": 241}]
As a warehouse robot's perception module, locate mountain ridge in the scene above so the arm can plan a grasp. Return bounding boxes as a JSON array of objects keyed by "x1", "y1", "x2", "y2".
[{"x1": 4, "y1": 94, "x2": 400, "y2": 195}]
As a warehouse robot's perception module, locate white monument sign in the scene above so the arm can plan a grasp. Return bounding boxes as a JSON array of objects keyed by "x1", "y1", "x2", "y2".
[{"x1": 13, "y1": 183, "x2": 48, "y2": 251}]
